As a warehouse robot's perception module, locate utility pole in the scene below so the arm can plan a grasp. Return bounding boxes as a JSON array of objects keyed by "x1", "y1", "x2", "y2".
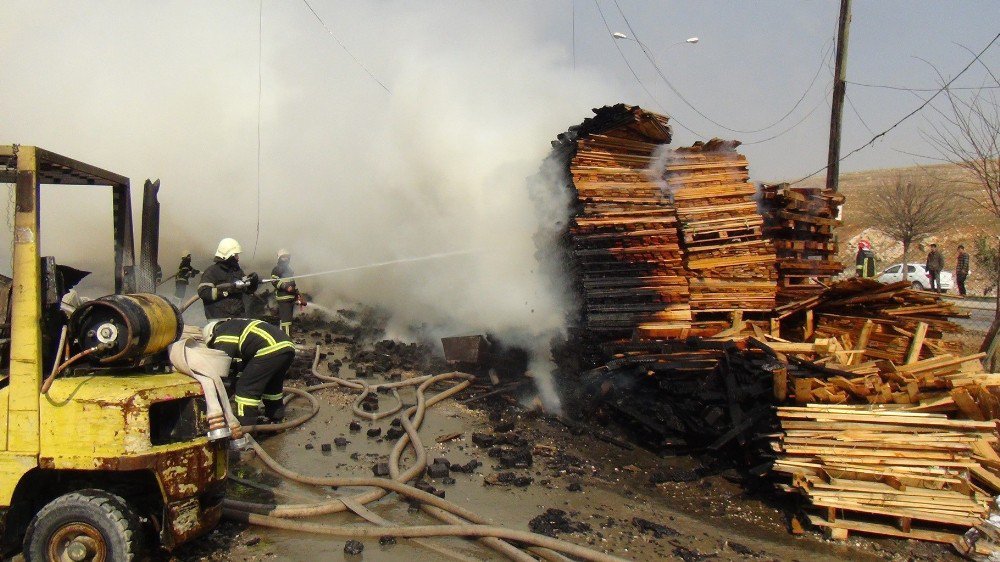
[{"x1": 826, "y1": 0, "x2": 852, "y2": 192}]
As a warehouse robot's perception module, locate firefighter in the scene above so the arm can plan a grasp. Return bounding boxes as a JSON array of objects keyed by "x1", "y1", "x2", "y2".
[
  {"x1": 174, "y1": 251, "x2": 201, "y2": 301},
  {"x1": 198, "y1": 238, "x2": 260, "y2": 319},
  {"x1": 203, "y1": 318, "x2": 294, "y2": 425},
  {"x1": 855, "y1": 239, "x2": 876, "y2": 278},
  {"x1": 271, "y1": 249, "x2": 305, "y2": 335}
]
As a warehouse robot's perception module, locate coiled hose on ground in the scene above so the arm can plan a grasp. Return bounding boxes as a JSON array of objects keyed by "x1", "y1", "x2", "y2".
[{"x1": 180, "y1": 297, "x2": 624, "y2": 561}]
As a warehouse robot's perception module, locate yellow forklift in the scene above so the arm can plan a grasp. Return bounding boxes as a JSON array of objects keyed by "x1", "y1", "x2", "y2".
[{"x1": 0, "y1": 146, "x2": 227, "y2": 560}]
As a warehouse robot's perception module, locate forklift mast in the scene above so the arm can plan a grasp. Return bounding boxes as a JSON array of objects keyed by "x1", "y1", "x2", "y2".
[{"x1": 0, "y1": 145, "x2": 154, "y2": 454}]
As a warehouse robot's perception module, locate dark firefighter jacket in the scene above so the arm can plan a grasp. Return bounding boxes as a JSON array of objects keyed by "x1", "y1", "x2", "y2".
[
  {"x1": 176, "y1": 256, "x2": 200, "y2": 283},
  {"x1": 198, "y1": 257, "x2": 246, "y2": 319},
  {"x1": 855, "y1": 249, "x2": 876, "y2": 278},
  {"x1": 271, "y1": 262, "x2": 297, "y2": 302},
  {"x1": 206, "y1": 318, "x2": 295, "y2": 367}
]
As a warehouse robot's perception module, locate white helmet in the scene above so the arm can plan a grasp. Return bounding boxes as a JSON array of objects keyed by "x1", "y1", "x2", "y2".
[
  {"x1": 215, "y1": 238, "x2": 242, "y2": 259},
  {"x1": 202, "y1": 320, "x2": 221, "y2": 343}
]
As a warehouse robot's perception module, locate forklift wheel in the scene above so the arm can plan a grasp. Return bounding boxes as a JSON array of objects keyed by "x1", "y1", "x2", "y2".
[{"x1": 23, "y1": 489, "x2": 145, "y2": 562}]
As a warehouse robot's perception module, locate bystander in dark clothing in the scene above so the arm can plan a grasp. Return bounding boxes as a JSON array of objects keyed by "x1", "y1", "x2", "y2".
[
  {"x1": 926, "y1": 244, "x2": 945, "y2": 292},
  {"x1": 956, "y1": 245, "x2": 970, "y2": 296}
]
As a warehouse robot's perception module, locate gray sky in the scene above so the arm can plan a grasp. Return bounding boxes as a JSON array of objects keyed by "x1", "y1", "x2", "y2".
[
  {"x1": 2, "y1": 2, "x2": 997, "y2": 181},
  {"x1": 0, "y1": 1, "x2": 997, "y2": 336}
]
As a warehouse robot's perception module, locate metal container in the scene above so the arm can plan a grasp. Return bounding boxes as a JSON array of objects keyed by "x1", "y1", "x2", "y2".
[
  {"x1": 441, "y1": 335, "x2": 488, "y2": 366},
  {"x1": 69, "y1": 293, "x2": 182, "y2": 364}
]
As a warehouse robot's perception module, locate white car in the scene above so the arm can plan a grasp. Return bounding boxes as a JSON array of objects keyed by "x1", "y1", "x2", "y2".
[{"x1": 876, "y1": 263, "x2": 953, "y2": 292}]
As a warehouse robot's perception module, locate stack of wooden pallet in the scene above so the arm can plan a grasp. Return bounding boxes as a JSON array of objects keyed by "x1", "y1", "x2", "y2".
[
  {"x1": 760, "y1": 183, "x2": 845, "y2": 303},
  {"x1": 773, "y1": 405, "x2": 1000, "y2": 548},
  {"x1": 664, "y1": 141, "x2": 777, "y2": 314},
  {"x1": 554, "y1": 105, "x2": 692, "y2": 341}
]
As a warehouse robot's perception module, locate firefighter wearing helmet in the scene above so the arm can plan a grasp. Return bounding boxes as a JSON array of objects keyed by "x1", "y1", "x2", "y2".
[
  {"x1": 174, "y1": 250, "x2": 201, "y2": 301},
  {"x1": 855, "y1": 239, "x2": 876, "y2": 278},
  {"x1": 271, "y1": 248, "x2": 305, "y2": 335},
  {"x1": 198, "y1": 238, "x2": 261, "y2": 319}
]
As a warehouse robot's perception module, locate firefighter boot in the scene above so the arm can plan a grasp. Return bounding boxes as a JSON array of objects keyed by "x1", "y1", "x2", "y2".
[
  {"x1": 234, "y1": 399, "x2": 263, "y2": 428},
  {"x1": 262, "y1": 394, "x2": 285, "y2": 423}
]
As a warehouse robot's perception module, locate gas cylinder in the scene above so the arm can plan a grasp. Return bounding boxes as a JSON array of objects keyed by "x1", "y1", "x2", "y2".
[{"x1": 69, "y1": 293, "x2": 183, "y2": 364}]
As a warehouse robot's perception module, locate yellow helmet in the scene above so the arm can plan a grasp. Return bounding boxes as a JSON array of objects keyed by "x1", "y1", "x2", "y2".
[{"x1": 215, "y1": 238, "x2": 242, "y2": 259}]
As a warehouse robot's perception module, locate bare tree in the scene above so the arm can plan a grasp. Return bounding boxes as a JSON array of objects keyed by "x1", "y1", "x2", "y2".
[
  {"x1": 866, "y1": 174, "x2": 959, "y2": 282},
  {"x1": 924, "y1": 82, "x2": 1000, "y2": 358}
]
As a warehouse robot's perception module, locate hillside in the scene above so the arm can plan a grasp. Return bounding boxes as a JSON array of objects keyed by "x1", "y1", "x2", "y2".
[{"x1": 795, "y1": 162, "x2": 999, "y2": 294}]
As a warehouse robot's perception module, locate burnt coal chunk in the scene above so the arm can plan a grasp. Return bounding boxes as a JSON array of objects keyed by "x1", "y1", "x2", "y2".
[
  {"x1": 344, "y1": 540, "x2": 364, "y2": 555},
  {"x1": 633, "y1": 517, "x2": 679, "y2": 538}
]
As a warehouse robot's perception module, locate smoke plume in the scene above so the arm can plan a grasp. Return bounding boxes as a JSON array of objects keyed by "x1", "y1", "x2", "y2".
[{"x1": 0, "y1": 2, "x2": 619, "y2": 410}]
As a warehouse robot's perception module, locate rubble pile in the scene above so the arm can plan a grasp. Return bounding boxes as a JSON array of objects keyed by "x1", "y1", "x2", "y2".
[{"x1": 759, "y1": 183, "x2": 845, "y2": 303}]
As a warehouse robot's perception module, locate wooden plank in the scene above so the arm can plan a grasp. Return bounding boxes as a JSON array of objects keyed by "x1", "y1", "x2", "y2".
[{"x1": 905, "y1": 322, "x2": 929, "y2": 365}]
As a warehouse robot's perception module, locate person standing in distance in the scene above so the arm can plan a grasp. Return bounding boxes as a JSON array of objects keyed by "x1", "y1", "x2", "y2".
[
  {"x1": 925, "y1": 243, "x2": 945, "y2": 293},
  {"x1": 956, "y1": 244, "x2": 971, "y2": 296},
  {"x1": 198, "y1": 238, "x2": 260, "y2": 319}
]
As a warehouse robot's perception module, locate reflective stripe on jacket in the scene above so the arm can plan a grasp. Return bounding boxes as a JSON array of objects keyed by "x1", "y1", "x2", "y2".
[{"x1": 207, "y1": 318, "x2": 295, "y2": 364}]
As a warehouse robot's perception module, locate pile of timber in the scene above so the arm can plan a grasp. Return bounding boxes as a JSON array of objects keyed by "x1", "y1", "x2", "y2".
[
  {"x1": 580, "y1": 338, "x2": 778, "y2": 467},
  {"x1": 773, "y1": 405, "x2": 1000, "y2": 552},
  {"x1": 546, "y1": 105, "x2": 785, "y2": 353},
  {"x1": 763, "y1": 278, "x2": 970, "y2": 405},
  {"x1": 665, "y1": 142, "x2": 777, "y2": 314},
  {"x1": 759, "y1": 183, "x2": 845, "y2": 303},
  {"x1": 552, "y1": 104, "x2": 691, "y2": 348}
]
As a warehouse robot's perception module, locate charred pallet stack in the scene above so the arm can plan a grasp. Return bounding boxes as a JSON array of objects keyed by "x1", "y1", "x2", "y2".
[
  {"x1": 581, "y1": 338, "x2": 779, "y2": 465},
  {"x1": 551, "y1": 105, "x2": 691, "y2": 347},
  {"x1": 663, "y1": 142, "x2": 777, "y2": 315},
  {"x1": 759, "y1": 183, "x2": 845, "y2": 303}
]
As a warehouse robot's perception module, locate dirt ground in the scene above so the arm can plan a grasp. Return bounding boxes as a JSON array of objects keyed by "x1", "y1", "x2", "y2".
[{"x1": 167, "y1": 321, "x2": 967, "y2": 562}]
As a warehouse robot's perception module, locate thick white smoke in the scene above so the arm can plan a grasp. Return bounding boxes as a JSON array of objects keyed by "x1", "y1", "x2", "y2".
[{"x1": 1, "y1": 2, "x2": 619, "y2": 411}]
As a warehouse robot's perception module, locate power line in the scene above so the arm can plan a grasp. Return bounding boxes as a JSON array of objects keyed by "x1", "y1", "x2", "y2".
[
  {"x1": 591, "y1": 0, "x2": 705, "y2": 136},
  {"x1": 845, "y1": 91, "x2": 875, "y2": 135},
  {"x1": 300, "y1": 0, "x2": 391, "y2": 95},
  {"x1": 791, "y1": 30, "x2": 1000, "y2": 185},
  {"x1": 742, "y1": 84, "x2": 833, "y2": 145},
  {"x1": 611, "y1": 0, "x2": 834, "y2": 135},
  {"x1": 846, "y1": 79, "x2": 1000, "y2": 92},
  {"x1": 252, "y1": 0, "x2": 263, "y2": 260}
]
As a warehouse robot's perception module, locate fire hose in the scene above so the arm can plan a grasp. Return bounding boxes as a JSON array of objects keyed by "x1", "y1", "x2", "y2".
[
  {"x1": 220, "y1": 351, "x2": 625, "y2": 562},
  {"x1": 177, "y1": 297, "x2": 622, "y2": 560}
]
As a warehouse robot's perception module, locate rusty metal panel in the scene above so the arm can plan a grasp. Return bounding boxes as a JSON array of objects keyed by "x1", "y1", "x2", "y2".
[{"x1": 442, "y1": 335, "x2": 488, "y2": 365}]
